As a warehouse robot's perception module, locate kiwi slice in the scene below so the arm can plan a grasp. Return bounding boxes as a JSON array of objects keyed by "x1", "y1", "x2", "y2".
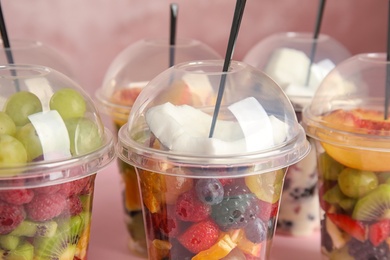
[
  {"x1": 9, "y1": 220, "x2": 57, "y2": 237},
  {"x1": 0, "y1": 241, "x2": 34, "y2": 260},
  {"x1": 34, "y1": 215, "x2": 84, "y2": 260},
  {"x1": 352, "y1": 184, "x2": 390, "y2": 221},
  {"x1": 0, "y1": 234, "x2": 20, "y2": 251}
]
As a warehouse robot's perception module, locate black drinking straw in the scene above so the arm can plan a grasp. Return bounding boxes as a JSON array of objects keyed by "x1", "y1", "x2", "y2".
[
  {"x1": 384, "y1": 0, "x2": 390, "y2": 120},
  {"x1": 209, "y1": 0, "x2": 247, "y2": 138},
  {"x1": 304, "y1": 0, "x2": 326, "y2": 86},
  {"x1": 0, "y1": 1, "x2": 19, "y2": 91},
  {"x1": 169, "y1": 3, "x2": 178, "y2": 67}
]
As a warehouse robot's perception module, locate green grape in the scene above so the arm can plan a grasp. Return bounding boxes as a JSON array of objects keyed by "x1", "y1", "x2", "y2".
[
  {"x1": 4, "y1": 91, "x2": 43, "y2": 126},
  {"x1": 0, "y1": 111, "x2": 16, "y2": 136},
  {"x1": 50, "y1": 88, "x2": 86, "y2": 119},
  {"x1": 16, "y1": 123, "x2": 43, "y2": 162},
  {"x1": 338, "y1": 168, "x2": 378, "y2": 198},
  {"x1": 64, "y1": 117, "x2": 102, "y2": 155},
  {"x1": 0, "y1": 134, "x2": 28, "y2": 166}
]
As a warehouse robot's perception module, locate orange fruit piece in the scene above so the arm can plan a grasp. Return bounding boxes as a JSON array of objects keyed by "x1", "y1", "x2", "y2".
[
  {"x1": 192, "y1": 234, "x2": 237, "y2": 260},
  {"x1": 317, "y1": 109, "x2": 390, "y2": 172}
]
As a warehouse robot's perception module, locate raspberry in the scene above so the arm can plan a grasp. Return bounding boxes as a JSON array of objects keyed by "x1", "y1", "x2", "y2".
[
  {"x1": 62, "y1": 196, "x2": 83, "y2": 216},
  {"x1": 25, "y1": 193, "x2": 66, "y2": 221},
  {"x1": 177, "y1": 220, "x2": 219, "y2": 253},
  {"x1": 58, "y1": 177, "x2": 90, "y2": 197},
  {"x1": 0, "y1": 189, "x2": 34, "y2": 205},
  {"x1": 0, "y1": 201, "x2": 25, "y2": 234},
  {"x1": 33, "y1": 185, "x2": 61, "y2": 195},
  {"x1": 176, "y1": 190, "x2": 211, "y2": 222}
]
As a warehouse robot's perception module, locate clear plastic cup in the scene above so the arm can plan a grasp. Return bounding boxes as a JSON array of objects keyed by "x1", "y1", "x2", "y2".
[
  {"x1": 0, "y1": 64, "x2": 115, "y2": 260},
  {"x1": 244, "y1": 32, "x2": 351, "y2": 236},
  {"x1": 117, "y1": 60, "x2": 310, "y2": 259},
  {"x1": 0, "y1": 39, "x2": 74, "y2": 79},
  {"x1": 95, "y1": 37, "x2": 221, "y2": 257},
  {"x1": 303, "y1": 53, "x2": 390, "y2": 259}
]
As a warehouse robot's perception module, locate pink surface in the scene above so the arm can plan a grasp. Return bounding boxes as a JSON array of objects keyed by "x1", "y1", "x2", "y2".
[
  {"x1": 1, "y1": 0, "x2": 387, "y2": 97},
  {"x1": 88, "y1": 162, "x2": 322, "y2": 260}
]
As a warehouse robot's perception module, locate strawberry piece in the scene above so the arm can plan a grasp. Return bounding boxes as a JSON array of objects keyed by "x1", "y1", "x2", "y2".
[
  {"x1": 256, "y1": 199, "x2": 278, "y2": 222},
  {"x1": 176, "y1": 190, "x2": 211, "y2": 222},
  {"x1": 152, "y1": 205, "x2": 179, "y2": 238},
  {"x1": 178, "y1": 220, "x2": 219, "y2": 253},
  {"x1": 369, "y1": 219, "x2": 390, "y2": 246},
  {"x1": 25, "y1": 193, "x2": 66, "y2": 221},
  {"x1": 327, "y1": 213, "x2": 366, "y2": 242},
  {"x1": 0, "y1": 189, "x2": 34, "y2": 205},
  {"x1": 0, "y1": 201, "x2": 25, "y2": 234}
]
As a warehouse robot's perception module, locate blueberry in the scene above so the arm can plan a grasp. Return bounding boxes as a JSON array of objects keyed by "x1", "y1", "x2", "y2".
[
  {"x1": 244, "y1": 218, "x2": 267, "y2": 243},
  {"x1": 195, "y1": 179, "x2": 224, "y2": 205}
]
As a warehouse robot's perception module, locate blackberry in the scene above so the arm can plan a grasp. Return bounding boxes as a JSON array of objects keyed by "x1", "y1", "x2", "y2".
[
  {"x1": 195, "y1": 178, "x2": 224, "y2": 205},
  {"x1": 348, "y1": 238, "x2": 390, "y2": 260},
  {"x1": 211, "y1": 183, "x2": 259, "y2": 231}
]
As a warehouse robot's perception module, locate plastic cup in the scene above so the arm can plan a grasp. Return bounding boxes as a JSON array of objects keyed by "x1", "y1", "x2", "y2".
[
  {"x1": 95, "y1": 38, "x2": 221, "y2": 257},
  {"x1": 244, "y1": 32, "x2": 351, "y2": 236},
  {"x1": 303, "y1": 53, "x2": 390, "y2": 259},
  {"x1": 117, "y1": 60, "x2": 310, "y2": 259},
  {"x1": 0, "y1": 64, "x2": 115, "y2": 260},
  {"x1": 0, "y1": 39, "x2": 75, "y2": 79}
]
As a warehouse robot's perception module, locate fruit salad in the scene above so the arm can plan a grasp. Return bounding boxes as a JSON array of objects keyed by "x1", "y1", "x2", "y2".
[
  {"x1": 314, "y1": 108, "x2": 390, "y2": 259},
  {"x1": 138, "y1": 167, "x2": 285, "y2": 260},
  {"x1": 0, "y1": 87, "x2": 105, "y2": 260}
]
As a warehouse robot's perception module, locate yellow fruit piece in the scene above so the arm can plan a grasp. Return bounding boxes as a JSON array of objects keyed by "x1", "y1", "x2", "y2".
[
  {"x1": 75, "y1": 224, "x2": 90, "y2": 259},
  {"x1": 192, "y1": 234, "x2": 237, "y2": 260},
  {"x1": 245, "y1": 169, "x2": 285, "y2": 203},
  {"x1": 138, "y1": 169, "x2": 165, "y2": 213},
  {"x1": 122, "y1": 165, "x2": 142, "y2": 210},
  {"x1": 237, "y1": 236, "x2": 262, "y2": 257},
  {"x1": 315, "y1": 109, "x2": 390, "y2": 172},
  {"x1": 148, "y1": 239, "x2": 172, "y2": 260}
]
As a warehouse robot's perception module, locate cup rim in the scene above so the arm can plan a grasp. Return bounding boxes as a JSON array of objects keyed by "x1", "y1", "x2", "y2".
[{"x1": 0, "y1": 129, "x2": 116, "y2": 189}]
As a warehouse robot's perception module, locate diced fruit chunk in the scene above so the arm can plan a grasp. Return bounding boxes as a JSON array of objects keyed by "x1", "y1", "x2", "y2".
[
  {"x1": 327, "y1": 213, "x2": 366, "y2": 242},
  {"x1": 192, "y1": 234, "x2": 237, "y2": 260}
]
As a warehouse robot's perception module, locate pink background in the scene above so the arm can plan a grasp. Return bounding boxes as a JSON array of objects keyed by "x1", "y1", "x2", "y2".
[{"x1": 2, "y1": 0, "x2": 387, "y2": 95}]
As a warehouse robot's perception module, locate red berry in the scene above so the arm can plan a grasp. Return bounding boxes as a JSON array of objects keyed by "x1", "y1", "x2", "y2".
[
  {"x1": 25, "y1": 193, "x2": 66, "y2": 221},
  {"x1": 0, "y1": 189, "x2": 34, "y2": 205},
  {"x1": 369, "y1": 219, "x2": 390, "y2": 246},
  {"x1": 152, "y1": 205, "x2": 179, "y2": 238},
  {"x1": 0, "y1": 201, "x2": 25, "y2": 234},
  {"x1": 58, "y1": 177, "x2": 90, "y2": 197},
  {"x1": 177, "y1": 219, "x2": 219, "y2": 253},
  {"x1": 256, "y1": 199, "x2": 278, "y2": 221},
  {"x1": 219, "y1": 178, "x2": 233, "y2": 186},
  {"x1": 327, "y1": 213, "x2": 367, "y2": 242},
  {"x1": 62, "y1": 196, "x2": 83, "y2": 216},
  {"x1": 176, "y1": 190, "x2": 211, "y2": 222},
  {"x1": 33, "y1": 185, "x2": 61, "y2": 195}
]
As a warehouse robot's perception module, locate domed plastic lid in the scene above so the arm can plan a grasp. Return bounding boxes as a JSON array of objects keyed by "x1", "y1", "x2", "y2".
[
  {"x1": 118, "y1": 60, "x2": 310, "y2": 176},
  {"x1": 95, "y1": 38, "x2": 221, "y2": 125},
  {"x1": 0, "y1": 64, "x2": 115, "y2": 188},
  {"x1": 244, "y1": 32, "x2": 351, "y2": 111},
  {"x1": 302, "y1": 53, "x2": 390, "y2": 171}
]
